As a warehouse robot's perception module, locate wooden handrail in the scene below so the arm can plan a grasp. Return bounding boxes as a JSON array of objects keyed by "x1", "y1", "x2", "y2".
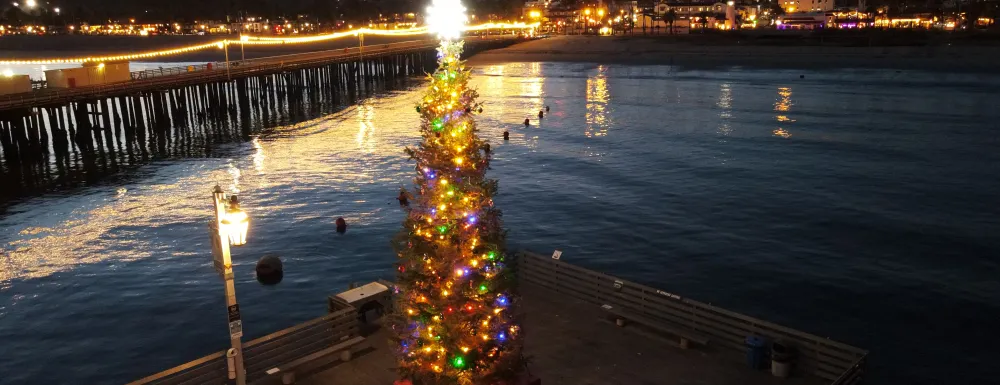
[{"x1": 123, "y1": 349, "x2": 225, "y2": 385}]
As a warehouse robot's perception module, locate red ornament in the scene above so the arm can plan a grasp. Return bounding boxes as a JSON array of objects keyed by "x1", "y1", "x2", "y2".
[{"x1": 394, "y1": 380, "x2": 414, "y2": 385}]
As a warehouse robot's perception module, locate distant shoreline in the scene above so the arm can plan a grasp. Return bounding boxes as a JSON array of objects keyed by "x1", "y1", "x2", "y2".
[
  {"x1": 4, "y1": 34, "x2": 1000, "y2": 72},
  {"x1": 468, "y1": 35, "x2": 1000, "y2": 72}
]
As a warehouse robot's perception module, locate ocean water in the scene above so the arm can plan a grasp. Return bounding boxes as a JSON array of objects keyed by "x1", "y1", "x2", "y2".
[{"x1": 1, "y1": 62, "x2": 999, "y2": 385}]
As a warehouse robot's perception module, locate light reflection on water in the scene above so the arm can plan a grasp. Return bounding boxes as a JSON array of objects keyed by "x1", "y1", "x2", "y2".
[
  {"x1": 585, "y1": 65, "x2": 609, "y2": 138},
  {"x1": 774, "y1": 86, "x2": 794, "y2": 138},
  {"x1": 1, "y1": 63, "x2": 1000, "y2": 385}
]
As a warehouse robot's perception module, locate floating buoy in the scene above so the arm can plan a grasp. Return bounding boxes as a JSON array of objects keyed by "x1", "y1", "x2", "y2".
[
  {"x1": 336, "y1": 217, "x2": 347, "y2": 234},
  {"x1": 256, "y1": 254, "x2": 283, "y2": 285}
]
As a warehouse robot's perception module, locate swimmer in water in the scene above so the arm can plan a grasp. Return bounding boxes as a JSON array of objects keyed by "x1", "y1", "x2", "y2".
[{"x1": 397, "y1": 190, "x2": 410, "y2": 207}]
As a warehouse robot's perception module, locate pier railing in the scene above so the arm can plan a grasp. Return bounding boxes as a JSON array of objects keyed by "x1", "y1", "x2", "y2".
[
  {"x1": 512, "y1": 250, "x2": 869, "y2": 384},
  {"x1": 128, "y1": 248, "x2": 867, "y2": 385},
  {"x1": 130, "y1": 64, "x2": 215, "y2": 81},
  {"x1": 126, "y1": 306, "x2": 359, "y2": 385}
]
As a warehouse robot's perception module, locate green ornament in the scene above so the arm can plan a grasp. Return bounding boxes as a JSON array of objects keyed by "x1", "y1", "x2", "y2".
[{"x1": 416, "y1": 106, "x2": 421, "y2": 112}]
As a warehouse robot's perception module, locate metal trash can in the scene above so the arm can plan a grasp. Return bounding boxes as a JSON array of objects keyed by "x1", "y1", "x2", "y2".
[
  {"x1": 745, "y1": 336, "x2": 766, "y2": 370},
  {"x1": 771, "y1": 341, "x2": 793, "y2": 378}
]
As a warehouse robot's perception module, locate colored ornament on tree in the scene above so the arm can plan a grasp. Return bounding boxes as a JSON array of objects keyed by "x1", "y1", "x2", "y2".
[{"x1": 391, "y1": 0, "x2": 523, "y2": 383}]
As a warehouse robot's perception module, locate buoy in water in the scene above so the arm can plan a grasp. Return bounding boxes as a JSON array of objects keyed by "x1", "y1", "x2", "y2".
[
  {"x1": 256, "y1": 254, "x2": 283, "y2": 285},
  {"x1": 336, "y1": 217, "x2": 347, "y2": 234}
]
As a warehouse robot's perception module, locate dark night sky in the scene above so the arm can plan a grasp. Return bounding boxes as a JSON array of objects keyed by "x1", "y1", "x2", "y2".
[{"x1": 38, "y1": 0, "x2": 520, "y2": 22}]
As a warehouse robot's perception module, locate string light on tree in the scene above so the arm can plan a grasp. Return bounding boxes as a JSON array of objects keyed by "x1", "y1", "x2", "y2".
[{"x1": 391, "y1": 0, "x2": 523, "y2": 383}]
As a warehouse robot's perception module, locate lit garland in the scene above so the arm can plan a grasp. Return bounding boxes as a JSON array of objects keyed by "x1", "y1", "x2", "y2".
[
  {"x1": 0, "y1": 22, "x2": 539, "y2": 65},
  {"x1": 391, "y1": 2, "x2": 523, "y2": 384}
]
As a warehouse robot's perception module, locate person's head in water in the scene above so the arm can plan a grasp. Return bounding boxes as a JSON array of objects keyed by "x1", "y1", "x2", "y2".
[
  {"x1": 523, "y1": 118, "x2": 530, "y2": 126},
  {"x1": 335, "y1": 217, "x2": 347, "y2": 234},
  {"x1": 503, "y1": 131, "x2": 509, "y2": 140},
  {"x1": 538, "y1": 110, "x2": 543, "y2": 119},
  {"x1": 397, "y1": 190, "x2": 409, "y2": 207},
  {"x1": 545, "y1": 105, "x2": 550, "y2": 112}
]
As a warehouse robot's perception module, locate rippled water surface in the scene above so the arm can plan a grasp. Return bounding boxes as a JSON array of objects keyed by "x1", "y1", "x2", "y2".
[{"x1": 2, "y1": 62, "x2": 1000, "y2": 385}]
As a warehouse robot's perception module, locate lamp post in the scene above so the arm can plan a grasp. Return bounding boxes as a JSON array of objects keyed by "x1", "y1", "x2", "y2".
[
  {"x1": 210, "y1": 185, "x2": 249, "y2": 385},
  {"x1": 240, "y1": 35, "x2": 249, "y2": 62},
  {"x1": 223, "y1": 41, "x2": 231, "y2": 80}
]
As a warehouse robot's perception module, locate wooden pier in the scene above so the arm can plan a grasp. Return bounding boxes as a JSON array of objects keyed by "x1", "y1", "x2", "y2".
[
  {"x1": 0, "y1": 37, "x2": 520, "y2": 202},
  {"x1": 128, "y1": 251, "x2": 868, "y2": 385}
]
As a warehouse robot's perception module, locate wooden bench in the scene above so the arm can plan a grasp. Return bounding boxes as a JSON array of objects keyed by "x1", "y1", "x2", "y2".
[
  {"x1": 601, "y1": 304, "x2": 709, "y2": 349},
  {"x1": 264, "y1": 336, "x2": 366, "y2": 384}
]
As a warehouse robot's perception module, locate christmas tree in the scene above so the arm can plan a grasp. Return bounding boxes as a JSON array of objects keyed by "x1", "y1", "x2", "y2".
[{"x1": 391, "y1": 1, "x2": 523, "y2": 384}]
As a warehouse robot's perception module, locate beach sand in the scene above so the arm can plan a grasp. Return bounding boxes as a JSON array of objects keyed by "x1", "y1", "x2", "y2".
[{"x1": 469, "y1": 35, "x2": 1000, "y2": 72}]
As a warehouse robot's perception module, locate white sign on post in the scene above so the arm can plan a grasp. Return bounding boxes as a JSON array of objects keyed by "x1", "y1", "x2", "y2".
[
  {"x1": 552, "y1": 250, "x2": 562, "y2": 260},
  {"x1": 229, "y1": 320, "x2": 243, "y2": 339}
]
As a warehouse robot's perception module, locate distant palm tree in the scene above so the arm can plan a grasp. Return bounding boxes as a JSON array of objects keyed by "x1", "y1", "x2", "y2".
[{"x1": 663, "y1": 9, "x2": 677, "y2": 34}]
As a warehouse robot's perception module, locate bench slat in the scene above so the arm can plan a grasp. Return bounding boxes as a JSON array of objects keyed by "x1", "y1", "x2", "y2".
[{"x1": 603, "y1": 304, "x2": 709, "y2": 345}]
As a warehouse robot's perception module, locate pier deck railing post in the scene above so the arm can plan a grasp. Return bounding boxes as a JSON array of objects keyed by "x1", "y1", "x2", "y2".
[{"x1": 210, "y1": 186, "x2": 248, "y2": 385}]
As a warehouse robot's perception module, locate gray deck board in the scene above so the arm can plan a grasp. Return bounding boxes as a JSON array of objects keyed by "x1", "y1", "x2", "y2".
[{"x1": 296, "y1": 282, "x2": 825, "y2": 385}]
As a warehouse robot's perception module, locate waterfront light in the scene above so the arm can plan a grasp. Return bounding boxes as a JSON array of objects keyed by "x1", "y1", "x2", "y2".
[
  {"x1": 25, "y1": 0, "x2": 34, "y2": 7},
  {"x1": 0, "y1": 22, "x2": 537, "y2": 65},
  {"x1": 221, "y1": 197, "x2": 249, "y2": 246},
  {"x1": 426, "y1": 0, "x2": 466, "y2": 40}
]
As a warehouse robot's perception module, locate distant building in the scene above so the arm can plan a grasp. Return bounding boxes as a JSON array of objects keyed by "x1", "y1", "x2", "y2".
[
  {"x1": 779, "y1": 0, "x2": 834, "y2": 13},
  {"x1": 777, "y1": 12, "x2": 830, "y2": 29}
]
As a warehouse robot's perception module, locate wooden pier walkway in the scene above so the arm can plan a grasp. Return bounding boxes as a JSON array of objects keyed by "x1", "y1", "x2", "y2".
[
  {"x1": 0, "y1": 36, "x2": 512, "y2": 111},
  {"x1": 128, "y1": 251, "x2": 868, "y2": 385},
  {"x1": 0, "y1": 36, "x2": 521, "y2": 203},
  {"x1": 299, "y1": 284, "x2": 825, "y2": 385}
]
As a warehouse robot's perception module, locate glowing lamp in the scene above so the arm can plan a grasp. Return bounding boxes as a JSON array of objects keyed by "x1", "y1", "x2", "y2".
[
  {"x1": 426, "y1": 0, "x2": 467, "y2": 40},
  {"x1": 221, "y1": 196, "x2": 250, "y2": 246}
]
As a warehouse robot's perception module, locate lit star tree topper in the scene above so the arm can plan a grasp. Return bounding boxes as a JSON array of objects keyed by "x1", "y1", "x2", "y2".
[{"x1": 390, "y1": 0, "x2": 523, "y2": 384}]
